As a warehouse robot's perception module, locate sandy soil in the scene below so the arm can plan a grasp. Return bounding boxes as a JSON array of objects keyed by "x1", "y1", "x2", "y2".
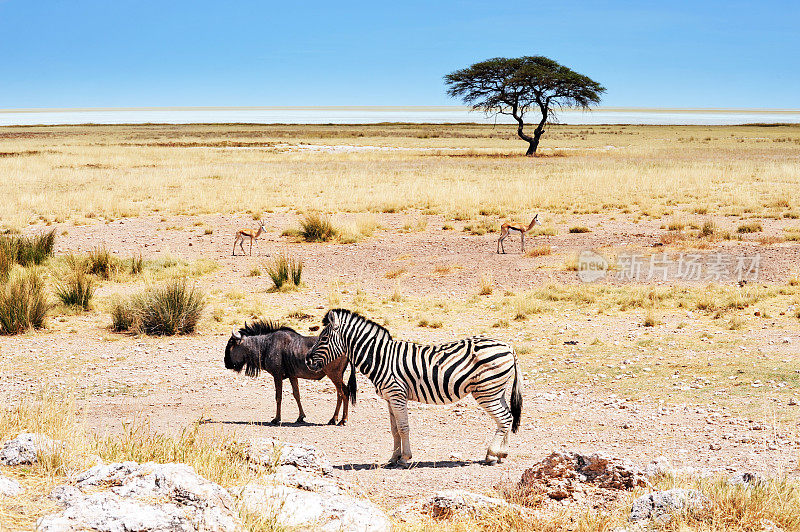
[{"x1": 2, "y1": 212, "x2": 799, "y2": 509}]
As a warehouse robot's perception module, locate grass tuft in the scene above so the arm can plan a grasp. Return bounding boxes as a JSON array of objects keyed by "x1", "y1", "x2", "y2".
[
  {"x1": 266, "y1": 255, "x2": 303, "y2": 290},
  {"x1": 737, "y1": 221, "x2": 763, "y2": 233},
  {"x1": 298, "y1": 213, "x2": 337, "y2": 242},
  {"x1": 54, "y1": 270, "x2": 94, "y2": 310},
  {"x1": 111, "y1": 279, "x2": 205, "y2": 335},
  {"x1": 568, "y1": 226, "x2": 590, "y2": 233},
  {"x1": 0, "y1": 230, "x2": 56, "y2": 268},
  {"x1": 0, "y1": 269, "x2": 49, "y2": 334},
  {"x1": 87, "y1": 246, "x2": 119, "y2": 279}
]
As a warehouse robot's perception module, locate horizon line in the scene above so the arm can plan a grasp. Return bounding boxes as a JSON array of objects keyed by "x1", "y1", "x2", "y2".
[{"x1": 2, "y1": 105, "x2": 800, "y2": 115}]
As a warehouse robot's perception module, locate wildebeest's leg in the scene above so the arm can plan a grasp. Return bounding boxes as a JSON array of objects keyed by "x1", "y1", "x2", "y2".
[
  {"x1": 474, "y1": 392, "x2": 513, "y2": 464},
  {"x1": 328, "y1": 381, "x2": 343, "y2": 425},
  {"x1": 388, "y1": 396, "x2": 412, "y2": 468},
  {"x1": 337, "y1": 380, "x2": 349, "y2": 426},
  {"x1": 289, "y1": 376, "x2": 306, "y2": 423},
  {"x1": 324, "y1": 358, "x2": 349, "y2": 426},
  {"x1": 270, "y1": 375, "x2": 282, "y2": 425}
]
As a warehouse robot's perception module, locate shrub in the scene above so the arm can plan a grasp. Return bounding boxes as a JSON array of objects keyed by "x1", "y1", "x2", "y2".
[
  {"x1": 55, "y1": 270, "x2": 95, "y2": 310},
  {"x1": 0, "y1": 270, "x2": 49, "y2": 334},
  {"x1": 568, "y1": 226, "x2": 590, "y2": 233},
  {"x1": 737, "y1": 221, "x2": 763, "y2": 233},
  {"x1": 87, "y1": 246, "x2": 119, "y2": 279},
  {"x1": 266, "y1": 255, "x2": 303, "y2": 290},
  {"x1": 112, "y1": 280, "x2": 205, "y2": 335},
  {"x1": 299, "y1": 213, "x2": 337, "y2": 242}
]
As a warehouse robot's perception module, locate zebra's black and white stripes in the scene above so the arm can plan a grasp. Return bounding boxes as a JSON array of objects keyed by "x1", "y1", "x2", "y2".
[{"x1": 305, "y1": 308, "x2": 522, "y2": 466}]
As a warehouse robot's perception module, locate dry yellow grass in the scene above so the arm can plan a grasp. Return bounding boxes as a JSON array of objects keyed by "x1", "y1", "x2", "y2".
[{"x1": 2, "y1": 124, "x2": 800, "y2": 230}]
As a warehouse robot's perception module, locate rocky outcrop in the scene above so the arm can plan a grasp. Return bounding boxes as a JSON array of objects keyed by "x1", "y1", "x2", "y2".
[
  {"x1": 520, "y1": 450, "x2": 648, "y2": 500},
  {"x1": 0, "y1": 474, "x2": 24, "y2": 496},
  {"x1": 37, "y1": 462, "x2": 240, "y2": 531},
  {"x1": 0, "y1": 432, "x2": 63, "y2": 466},
  {"x1": 629, "y1": 488, "x2": 708, "y2": 523}
]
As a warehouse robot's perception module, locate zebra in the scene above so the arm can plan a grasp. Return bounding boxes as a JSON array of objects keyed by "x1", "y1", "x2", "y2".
[{"x1": 305, "y1": 308, "x2": 522, "y2": 467}]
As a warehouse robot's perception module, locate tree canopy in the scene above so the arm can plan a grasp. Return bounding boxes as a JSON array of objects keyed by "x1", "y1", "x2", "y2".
[{"x1": 444, "y1": 56, "x2": 605, "y2": 155}]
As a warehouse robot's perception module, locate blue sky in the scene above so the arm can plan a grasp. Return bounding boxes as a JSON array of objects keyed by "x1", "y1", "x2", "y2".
[{"x1": 1, "y1": 0, "x2": 797, "y2": 109}]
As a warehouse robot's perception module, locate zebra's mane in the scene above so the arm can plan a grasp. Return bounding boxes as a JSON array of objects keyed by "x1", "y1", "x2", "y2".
[
  {"x1": 237, "y1": 319, "x2": 296, "y2": 338},
  {"x1": 324, "y1": 309, "x2": 392, "y2": 340}
]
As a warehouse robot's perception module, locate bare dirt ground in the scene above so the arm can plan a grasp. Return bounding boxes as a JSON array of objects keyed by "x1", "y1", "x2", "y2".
[{"x1": 2, "y1": 211, "x2": 799, "y2": 510}]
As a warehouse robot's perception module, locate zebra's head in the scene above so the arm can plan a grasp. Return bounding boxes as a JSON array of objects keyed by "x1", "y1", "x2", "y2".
[{"x1": 306, "y1": 310, "x2": 345, "y2": 371}]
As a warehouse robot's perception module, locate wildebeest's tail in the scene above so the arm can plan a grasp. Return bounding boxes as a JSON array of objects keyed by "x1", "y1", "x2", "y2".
[
  {"x1": 348, "y1": 362, "x2": 357, "y2": 405},
  {"x1": 511, "y1": 353, "x2": 522, "y2": 433}
]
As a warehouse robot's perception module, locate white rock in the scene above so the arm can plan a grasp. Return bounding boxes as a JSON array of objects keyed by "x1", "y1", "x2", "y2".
[
  {"x1": 645, "y1": 456, "x2": 673, "y2": 477},
  {"x1": 0, "y1": 475, "x2": 24, "y2": 496},
  {"x1": 239, "y1": 483, "x2": 390, "y2": 532},
  {"x1": 245, "y1": 438, "x2": 334, "y2": 475},
  {"x1": 0, "y1": 432, "x2": 63, "y2": 466}
]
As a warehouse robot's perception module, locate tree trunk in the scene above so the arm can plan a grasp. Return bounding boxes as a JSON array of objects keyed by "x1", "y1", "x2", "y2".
[
  {"x1": 511, "y1": 106, "x2": 536, "y2": 156},
  {"x1": 527, "y1": 110, "x2": 548, "y2": 156}
]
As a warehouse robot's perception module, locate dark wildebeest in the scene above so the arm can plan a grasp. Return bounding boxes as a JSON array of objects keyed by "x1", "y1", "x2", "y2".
[{"x1": 224, "y1": 320, "x2": 354, "y2": 425}]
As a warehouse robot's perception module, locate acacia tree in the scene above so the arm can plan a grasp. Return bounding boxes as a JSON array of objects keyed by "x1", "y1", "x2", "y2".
[{"x1": 444, "y1": 56, "x2": 605, "y2": 155}]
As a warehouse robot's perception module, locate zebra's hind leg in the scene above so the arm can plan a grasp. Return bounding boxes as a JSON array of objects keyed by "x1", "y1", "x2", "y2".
[
  {"x1": 475, "y1": 394, "x2": 513, "y2": 464},
  {"x1": 388, "y1": 397, "x2": 413, "y2": 468}
]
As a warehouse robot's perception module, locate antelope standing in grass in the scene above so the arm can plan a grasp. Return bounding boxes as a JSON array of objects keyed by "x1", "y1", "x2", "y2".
[
  {"x1": 497, "y1": 214, "x2": 539, "y2": 254},
  {"x1": 233, "y1": 219, "x2": 266, "y2": 256}
]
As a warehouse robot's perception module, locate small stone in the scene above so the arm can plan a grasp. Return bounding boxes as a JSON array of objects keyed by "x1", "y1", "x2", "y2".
[{"x1": 0, "y1": 433, "x2": 63, "y2": 466}]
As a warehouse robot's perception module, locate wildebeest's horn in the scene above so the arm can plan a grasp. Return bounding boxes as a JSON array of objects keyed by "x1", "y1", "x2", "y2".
[{"x1": 232, "y1": 329, "x2": 241, "y2": 339}]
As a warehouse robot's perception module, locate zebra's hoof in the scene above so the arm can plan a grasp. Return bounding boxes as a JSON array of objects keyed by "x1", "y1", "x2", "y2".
[
  {"x1": 327, "y1": 418, "x2": 337, "y2": 425},
  {"x1": 268, "y1": 418, "x2": 281, "y2": 426},
  {"x1": 337, "y1": 419, "x2": 347, "y2": 426}
]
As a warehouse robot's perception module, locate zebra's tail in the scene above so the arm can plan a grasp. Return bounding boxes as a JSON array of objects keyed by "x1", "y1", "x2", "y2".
[
  {"x1": 348, "y1": 361, "x2": 357, "y2": 405},
  {"x1": 510, "y1": 354, "x2": 522, "y2": 433}
]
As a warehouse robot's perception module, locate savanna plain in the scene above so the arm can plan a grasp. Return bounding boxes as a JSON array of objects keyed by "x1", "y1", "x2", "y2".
[{"x1": 1, "y1": 123, "x2": 800, "y2": 530}]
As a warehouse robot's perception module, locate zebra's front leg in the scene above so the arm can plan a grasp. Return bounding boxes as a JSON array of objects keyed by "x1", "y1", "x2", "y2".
[
  {"x1": 387, "y1": 405, "x2": 402, "y2": 464},
  {"x1": 389, "y1": 397, "x2": 412, "y2": 468}
]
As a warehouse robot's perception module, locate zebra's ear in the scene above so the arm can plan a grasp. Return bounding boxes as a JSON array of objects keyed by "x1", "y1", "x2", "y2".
[{"x1": 329, "y1": 312, "x2": 340, "y2": 330}]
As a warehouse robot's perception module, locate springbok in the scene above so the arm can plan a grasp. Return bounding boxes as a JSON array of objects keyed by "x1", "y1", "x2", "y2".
[
  {"x1": 233, "y1": 219, "x2": 266, "y2": 256},
  {"x1": 497, "y1": 214, "x2": 539, "y2": 254}
]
